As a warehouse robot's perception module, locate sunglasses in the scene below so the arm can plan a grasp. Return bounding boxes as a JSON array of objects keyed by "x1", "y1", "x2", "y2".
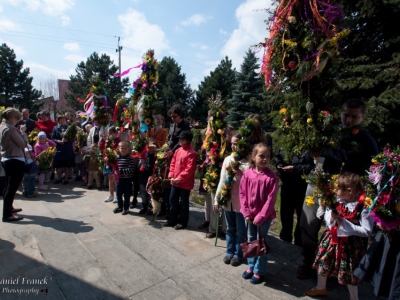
[{"x1": 171, "y1": 115, "x2": 179, "y2": 119}]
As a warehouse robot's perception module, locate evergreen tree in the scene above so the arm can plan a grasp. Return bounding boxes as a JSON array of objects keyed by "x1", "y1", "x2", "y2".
[
  {"x1": 261, "y1": 0, "x2": 400, "y2": 156},
  {"x1": 193, "y1": 56, "x2": 236, "y2": 126},
  {"x1": 226, "y1": 49, "x2": 264, "y2": 128},
  {"x1": 66, "y1": 52, "x2": 130, "y2": 111},
  {"x1": 338, "y1": 0, "x2": 400, "y2": 147},
  {"x1": 0, "y1": 43, "x2": 41, "y2": 110},
  {"x1": 157, "y1": 57, "x2": 194, "y2": 126}
]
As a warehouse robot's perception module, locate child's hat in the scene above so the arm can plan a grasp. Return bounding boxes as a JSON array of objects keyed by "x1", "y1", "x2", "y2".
[{"x1": 38, "y1": 131, "x2": 47, "y2": 138}]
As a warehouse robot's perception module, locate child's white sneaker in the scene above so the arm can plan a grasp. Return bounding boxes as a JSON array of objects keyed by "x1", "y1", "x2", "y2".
[
  {"x1": 104, "y1": 195, "x2": 113, "y2": 202},
  {"x1": 112, "y1": 197, "x2": 118, "y2": 203}
]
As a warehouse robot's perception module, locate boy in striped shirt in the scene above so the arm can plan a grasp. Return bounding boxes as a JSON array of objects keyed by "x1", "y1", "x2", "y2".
[{"x1": 114, "y1": 141, "x2": 136, "y2": 215}]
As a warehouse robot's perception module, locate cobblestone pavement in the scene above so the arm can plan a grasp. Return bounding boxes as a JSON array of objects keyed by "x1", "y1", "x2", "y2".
[{"x1": 0, "y1": 182, "x2": 376, "y2": 299}]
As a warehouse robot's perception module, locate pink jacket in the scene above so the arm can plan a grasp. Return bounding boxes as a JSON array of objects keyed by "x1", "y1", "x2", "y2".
[
  {"x1": 168, "y1": 144, "x2": 197, "y2": 190},
  {"x1": 34, "y1": 140, "x2": 56, "y2": 156},
  {"x1": 239, "y1": 167, "x2": 279, "y2": 225}
]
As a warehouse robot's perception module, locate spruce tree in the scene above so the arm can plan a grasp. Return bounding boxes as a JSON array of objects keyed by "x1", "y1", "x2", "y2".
[
  {"x1": 338, "y1": 0, "x2": 400, "y2": 147},
  {"x1": 193, "y1": 57, "x2": 236, "y2": 126},
  {"x1": 157, "y1": 57, "x2": 193, "y2": 126},
  {"x1": 66, "y1": 52, "x2": 130, "y2": 111},
  {"x1": 226, "y1": 49, "x2": 264, "y2": 128},
  {"x1": 261, "y1": 0, "x2": 400, "y2": 156},
  {"x1": 0, "y1": 43, "x2": 41, "y2": 109}
]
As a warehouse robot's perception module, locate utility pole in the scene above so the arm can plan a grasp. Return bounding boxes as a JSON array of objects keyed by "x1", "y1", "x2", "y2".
[{"x1": 116, "y1": 36, "x2": 123, "y2": 80}]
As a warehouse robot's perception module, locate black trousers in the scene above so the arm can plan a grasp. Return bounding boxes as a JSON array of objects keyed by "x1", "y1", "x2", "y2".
[
  {"x1": 2, "y1": 160, "x2": 25, "y2": 219},
  {"x1": 117, "y1": 178, "x2": 133, "y2": 210},
  {"x1": 167, "y1": 186, "x2": 190, "y2": 227},
  {"x1": 132, "y1": 173, "x2": 139, "y2": 203},
  {"x1": 279, "y1": 182, "x2": 307, "y2": 246}
]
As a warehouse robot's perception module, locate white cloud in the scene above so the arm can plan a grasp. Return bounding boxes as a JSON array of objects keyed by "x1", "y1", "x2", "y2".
[
  {"x1": 27, "y1": 61, "x2": 75, "y2": 90},
  {"x1": 195, "y1": 53, "x2": 207, "y2": 60},
  {"x1": 219, "y1": 29, "x2": 228, "y2": 36},
  {"x1": 0, "y1": 18, "x2": 21, "y2": 32},
  {"x1": 174, "y1": 26, "x2": 183, "y2": 32},
  {"x1": 221, "y1": 0, "x2": 272, "y2": 69},
  {"x1": 181, "y1": 14, "x2": 210, "y2": 26},
  {"x1": 189, "y1": 43, "x2": 208, "y2": 50},
  {"x1": 61, "y1": 15, "x2": 70, "y2": 26},
  {"x1": 0, "y1": 38, "x2": 26, "y2": 56},
  {"x1": 118, "y1": 9, "x2": 170, "y2": 55},
  {"x1": 168, "y1": 50, "x2": 179, "y2": 57},
  {"x1": 117, "y1": 9, "x2": 170, "y2": 84},
  {"x1": 188, "y1": 76, "x2": 200, "y2": 91},
  {"x1": 203, "y1": 60, "x2": 220, "y2": 76},
  {"x1": 42, "y1": 0, "x2": 74, "y2": 16},
  {"x1": 0, "y1": 0, "x2": 74, "y2": 22},
  {"x1": 64, "y1": 54, "x2": 86, "y2": 64},
  {"x1": 63, "y1": 42, "x2": 80, "y2": 52}
]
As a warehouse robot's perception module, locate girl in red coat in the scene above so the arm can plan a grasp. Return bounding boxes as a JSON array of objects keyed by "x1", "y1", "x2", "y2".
[{"x1": 164, "y1": 131, "x2": 197, "y2": 230}]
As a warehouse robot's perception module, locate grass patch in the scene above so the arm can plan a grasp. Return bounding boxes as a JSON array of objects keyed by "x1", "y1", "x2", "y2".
[{"x1": 191, "y1": 193, "x2": 205, "y2": 206}]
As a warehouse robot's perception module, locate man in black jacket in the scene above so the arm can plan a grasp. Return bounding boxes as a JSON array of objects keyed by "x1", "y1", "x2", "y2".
[
  {"x1": 165, "y1": 104, "x2": 191, "y2": 158},
  {"x1": 16, "y1": 108, "x2": 36, "y2": 134},
  {"x1": 276, "y1": 149, "x2": 314, "y2": 246}
]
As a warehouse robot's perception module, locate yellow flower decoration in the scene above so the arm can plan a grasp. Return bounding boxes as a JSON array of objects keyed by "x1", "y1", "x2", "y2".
[
  {"x1": 306, "y1": 196, "x2": 315, "y2": 206},
  {"x1": 307, "y1": 118, "x2": 312, "y2": 124},
  {"x1": 365, "y1": 197, "x2": 373, "y2": 207},
  {"x1": 288, "y1": 16, "x2": 297, "y2": 24},
  {"x1": 211, "y1": 171, "x2": 218, "y2": 179},
  {"x1": 221, "y1": 189, "x2": 227, "y2": 195},
  {"x1": 279, "y1": 108, "x2": 287, "y2": 114}
]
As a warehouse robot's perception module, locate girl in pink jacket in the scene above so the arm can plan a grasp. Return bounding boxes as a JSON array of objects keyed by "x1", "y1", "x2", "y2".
[
  {"x1": 240, "y1": 143, "x2": 279, "y2": 284},
  {"x1": 34, "y1": 131, "x2": 56, "y2": 190}
]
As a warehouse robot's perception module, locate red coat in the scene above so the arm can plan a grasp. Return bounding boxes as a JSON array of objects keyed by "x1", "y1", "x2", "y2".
[
  {"x1": 36, "y1": 119, "x2": 58, "y2": 138},
  {"x1": 168, "y1": 144, "x2": 197, "y2": 190}
]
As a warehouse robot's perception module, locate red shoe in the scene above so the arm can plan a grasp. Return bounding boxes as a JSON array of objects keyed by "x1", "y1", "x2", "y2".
[
  {"x1": 304, "y1": 288, "x2": 327, "y2": 297},
  {"x1": 81, "y1": 181, "x2": 88, "y2": 186}
]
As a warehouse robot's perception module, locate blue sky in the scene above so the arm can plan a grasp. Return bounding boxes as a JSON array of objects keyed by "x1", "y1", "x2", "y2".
[{"x1": 0, "y1": 0, "x2": 273, "y2": 95}]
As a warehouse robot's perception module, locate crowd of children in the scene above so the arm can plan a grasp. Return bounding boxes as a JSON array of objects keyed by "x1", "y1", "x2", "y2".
[{"x1": 2, "y1": 99, "x2": 399, "y2": 300}]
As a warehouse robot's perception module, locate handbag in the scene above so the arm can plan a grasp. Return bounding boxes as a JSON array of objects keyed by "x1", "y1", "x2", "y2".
[{"x1": 240, "y1": 223, "x2": 269, "y2": 259}]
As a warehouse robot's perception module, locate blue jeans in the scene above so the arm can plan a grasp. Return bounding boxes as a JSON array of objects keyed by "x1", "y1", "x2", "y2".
[
  {"x1": 23, "y1": 174, "x2": 36, "y2": 196},
  {"x1": 247, "y1": 220, "x2": 272, "y2": 276},
  {"x1": 168, "y1": 186, "x2": 190, "y2": 227},
  {"x1": 225, "y1": 210, "x2": 246, "y2": 259},
  {"x1": 116, "y1": 178, "x2": 132, "y2": 210}
]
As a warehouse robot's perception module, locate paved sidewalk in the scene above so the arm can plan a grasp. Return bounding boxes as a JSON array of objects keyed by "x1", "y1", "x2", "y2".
[{"x1": 0, "y1": 182, "x2": 376, "y2": 299}]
